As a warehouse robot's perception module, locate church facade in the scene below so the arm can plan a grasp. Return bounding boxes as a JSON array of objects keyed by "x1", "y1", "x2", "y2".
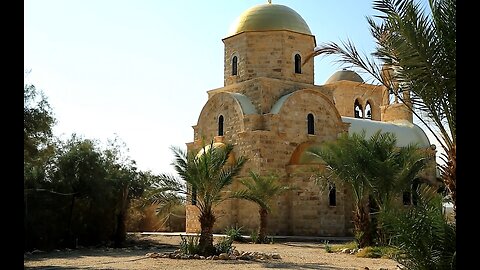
[{"x1": 185, "y1": 3, "x2": 435, "y2": 237}]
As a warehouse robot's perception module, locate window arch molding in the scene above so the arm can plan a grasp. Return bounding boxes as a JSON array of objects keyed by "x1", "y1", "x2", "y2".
[
  {"x1": 231, "y1": 53, "x2": 239, "y2": 76},
  {"x1": 365, "y1": 100, "x2": 373, "y2": 119},
  {"x1": 292, "y1": 51, "x2": 302, "y2": 74},
  {"x1": 307, "y1": 113, "x2": 315, "y2": 135},
  {"x1": 218, "y1": 115, "x2": 224, "y2": 136},
  {"x1": 354, "y1": 98, "x2": 364, "y2": 118}
]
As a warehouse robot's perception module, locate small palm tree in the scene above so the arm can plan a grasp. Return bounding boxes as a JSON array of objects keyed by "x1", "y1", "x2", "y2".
[
  {"x1": 308, "y1": 130, "x2": 428, "y2": 247},
  {"x1": 231, "y1": 171, "x2": 290, "y2": 243},
  {"x1": 154, "y1": 141, "x2": 247, "y2": 256}
]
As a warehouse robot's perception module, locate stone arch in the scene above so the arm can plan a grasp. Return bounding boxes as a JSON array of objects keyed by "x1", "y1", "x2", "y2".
[
  {"x1": 271, "y1": 89, "x2": 344, "y2": 141},
  {"x1": 196, "y1": 92, "x2": 252, "y2": 140},
  {"x1": 365, "y1": 99, "x2": 373, "y2": 119},
  {"x1": 354, "y1": 98, "x2": 364, "y2": 118},
  {"x1": 289, "y1": 141, "x2": 323, "y2": 165}
]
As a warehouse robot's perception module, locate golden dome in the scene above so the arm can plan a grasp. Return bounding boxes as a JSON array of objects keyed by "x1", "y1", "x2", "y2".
[{"x1": 227, "y1": 3, "x2": 312, "y2": 37}]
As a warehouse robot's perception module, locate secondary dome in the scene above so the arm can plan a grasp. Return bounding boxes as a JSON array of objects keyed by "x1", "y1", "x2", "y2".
[
  {"x1": 325, "y1": 69, "x2": 364, "y2": 84},
  {"x1": 227, "y1": 3, "x2": 312, "y2": 37}
]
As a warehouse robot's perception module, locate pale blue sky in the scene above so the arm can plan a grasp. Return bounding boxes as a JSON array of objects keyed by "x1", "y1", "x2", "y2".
[{"x1": 24, "y1": 0, "x2": 434, "y2": 175}]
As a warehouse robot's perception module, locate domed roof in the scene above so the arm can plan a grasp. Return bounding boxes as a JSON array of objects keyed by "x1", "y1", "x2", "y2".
[
  {"x1": 325, "y1": 69, "x2": 364, "y2": 84},
  {"x1": 227, "y1": 3, "x2": 312, "y2": 37}
]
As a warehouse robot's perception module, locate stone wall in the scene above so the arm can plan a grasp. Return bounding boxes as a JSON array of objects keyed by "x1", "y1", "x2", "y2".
[
  {"x1": 327, "y1": 81, "x2": 388, "y2": 121},
  {"x1": 380, "y1": 103, "x2": 414, "y2": 123},
  {"x1": 223, "y1": 31, "x2": 315, "y2": 86}
]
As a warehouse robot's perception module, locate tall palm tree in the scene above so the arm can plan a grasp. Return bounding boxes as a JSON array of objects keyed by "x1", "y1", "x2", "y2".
[
  {"x1": 154, "y1": 141, "x2": 247, "y2": 256},
  {"x1": 308, "y1": 130, "x2": 428, "y2": 247},
  {"x1": 231, "y1": 171, "x2": 290, "y2": 243},
  {"x1": 304, "y1": 0, "x2": 456, "y2": 215}
]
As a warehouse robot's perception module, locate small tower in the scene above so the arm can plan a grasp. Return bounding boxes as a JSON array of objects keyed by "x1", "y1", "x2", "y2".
[
  {"x1": 380, "y1": 64, "x2": 413, "y2": 123},
  {"x1": 222, "y1": 3, "x2": 316, "y2": 86}
]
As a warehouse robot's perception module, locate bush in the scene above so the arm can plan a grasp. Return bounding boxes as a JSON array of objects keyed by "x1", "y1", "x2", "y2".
[
  {"x1": 324, "y1": 240, "x2": 333, "y2": 253},
  {"x1": 224, "y1": 225, "x2": 246, "y2": 242},
  {"x1": 179, "y1": 235, "x2": 200, "y2": 255},
  {"x1": 249, "y1": 231, "x2": 259, "y2": 244},
  {"x1": 356, "y1": 246, "x2": 382, "y2": 258},
  {"x1": 331, "y1": 241, "x2": 358, "y2": 253},
  {"x1": 380, "y1": 186, "x2": 456, "y2": 270},
  {"x1": 214, "y1": 237, "x2": 234, "y2": 255}
]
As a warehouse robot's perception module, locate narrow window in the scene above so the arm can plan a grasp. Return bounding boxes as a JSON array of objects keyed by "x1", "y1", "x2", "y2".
[
  {"x1": 307, "y1": 113, "x2": 314, "y2": 135},
  {"x1": 329, "y1": 184, "x2": 336, "y2": 206},
  {"x1": 354, "y1": 99, "x2": 363, "y2": 118},
  {"x1": 218, "y1": 115, "x2": 224, "y2": 136},
  {"x1": 294, "y1": 54, "x2": 302, "y2": 74},
  {"x1": 191, "y1": 187, "x2": 197, "y2": 205},
  {"x1": 365, "y1": 101, "x2": 372, "y2": 119},
  {"x1": 232, "y1": 56, "x2": 238, "y2": 76}
]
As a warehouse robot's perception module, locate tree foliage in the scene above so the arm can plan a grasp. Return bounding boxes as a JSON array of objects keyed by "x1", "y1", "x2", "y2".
[
  {"x1": 308, "y1": 130, "x2": 428, "y2": 247},
  {"x1": 380, "y1": 185, "x2": 456, "y2": 270},
  {"x1": 231, "y1": 171, "x2": 290, "y2": 243},
  {"x1": 153, "y1": 141, "x2": 247, "y2": 256},
  {"x1": 24, "y1": 83, "x2": 153, "y2": 250},
  {"x1": 306, "y1": 0, "x2": 456, "y2": 212}
]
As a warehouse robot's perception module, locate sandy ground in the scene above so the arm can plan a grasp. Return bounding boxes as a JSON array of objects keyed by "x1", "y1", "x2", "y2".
[{"x1": 24, "y1": 234, "x2": 399, "y2": 270}]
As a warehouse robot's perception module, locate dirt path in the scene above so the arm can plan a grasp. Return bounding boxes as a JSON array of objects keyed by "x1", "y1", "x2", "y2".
[{"x1": 24, "y1": 234, "x2": 399, "y2": 270}]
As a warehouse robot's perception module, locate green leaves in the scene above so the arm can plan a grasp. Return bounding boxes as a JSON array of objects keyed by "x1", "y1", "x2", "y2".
[
  {"x1": 156, "y1": 141, "x2": 247, "y2": 215},
  {"x1": 380, "y1": 185, "x2": 456, "y2": 269}
]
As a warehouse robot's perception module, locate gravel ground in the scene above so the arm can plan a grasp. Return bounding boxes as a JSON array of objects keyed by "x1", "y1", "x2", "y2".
[{"x1": 24, "y1": 234, "x2": 399, "y2": 270}]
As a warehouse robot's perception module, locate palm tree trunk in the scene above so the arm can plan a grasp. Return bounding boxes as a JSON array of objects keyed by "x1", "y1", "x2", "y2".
[
  {"x1": 198, "y1": 209, "x2": 216, "y2": 256},
  {"x1": 442, "y1": 145, "x2": 456, "y2": 219},
  {"x1": 258, "y1": 208, "x2": 268, "y2": 243},
  {"x1": 353, "y1": 203, "x2": 372, "y2": 248}
]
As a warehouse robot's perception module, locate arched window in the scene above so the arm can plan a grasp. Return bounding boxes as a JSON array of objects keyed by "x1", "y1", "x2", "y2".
[
  {"x1": 329, "y1": 183, "x2": 336, "y2": 206},
  {"x1": 365, "y1": 101, "x2": 372, "y2": 119},
  {"x1": 354, "y1": 99, "x2": 363, "y2": 118},
  {"x1": 218, "y1": 115, "x2": 224, "y2": 136},
  {"x1": 232, "y1": 56, "x2": 238, "y2": 76},
  {"x1": 294, "y1": 54, "x2": 302, "y2": 74},
  {"x1": 307, "y1": 113, "x2": 314, "y2": 135}
]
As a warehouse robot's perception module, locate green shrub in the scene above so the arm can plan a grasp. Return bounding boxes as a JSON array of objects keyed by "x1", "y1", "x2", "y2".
[
  {"x1": 331, "y1": 241, "x2": 358, "y2": 252},
  {"x1": 324, "y1": 240, "x2": 332, "y2": 253},
  {"x1": 356, "y1": 246, "x2": 382, "y2": 258},
  {"x1": 179, "y1": 235, "x2": 200, "y2": 255},
  {"x1": 224, "y1": 225, "x2": 245, "y2": 242},
  {"x1": 380, "y1": 186, "x2": 456, "y2": 270},
  {"x1": 214, "y1": 237, "x2": 234, "y2": 255},
  {"x1": 249, "y1": 231, "x2": 259, "y2": 244}
]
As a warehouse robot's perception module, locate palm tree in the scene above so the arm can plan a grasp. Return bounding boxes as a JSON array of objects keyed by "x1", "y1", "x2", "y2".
[
  {"x1": 307, "y1": 130, "x2": 428, "y2": 247},
  {"x1": 359, "y1": 131, "x2": 429, "y2": 212},
  {"x1": 231, "y1": 171, "x2": 290, "y2": 243},
  {"x1": 380, "y1": 185, "x2": 456, "y2": 269},
  {"x1": 154, "y1": 141, "x2": 247, "y2": 256},
  {"x1": 308, "y1": 131, "x2": 373, "y2": 247},
  {"x1": 304, "y1": 0, "x2": 456, "y2": 215}
]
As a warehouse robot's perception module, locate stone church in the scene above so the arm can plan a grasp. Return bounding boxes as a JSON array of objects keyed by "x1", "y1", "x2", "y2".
[{"x1": 185, "y1": 2, "x2": 435, "y2": 236}]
